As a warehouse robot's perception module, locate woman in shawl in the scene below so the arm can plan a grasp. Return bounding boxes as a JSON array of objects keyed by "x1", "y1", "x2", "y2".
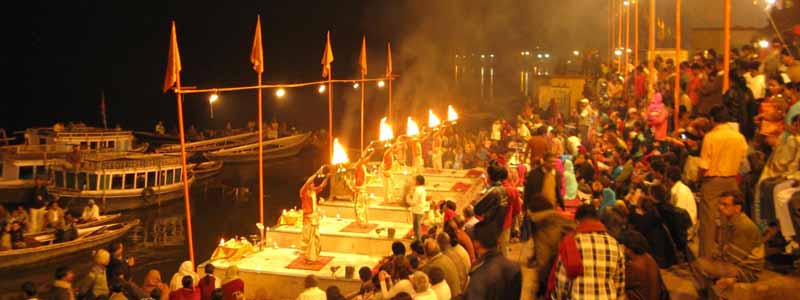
[
  {"x1": 169, "y1": 261, "x2": 199, "y2": 291},
  {"x1": 563, "y1": 160, "x2": 579, "y2": 210},
  {"x1": 646, "y1": 93, "x2": 668, "y2": 141},
  {"x1": 221, "y1": 265, "x2": 245, "y2": 300},
  {"x1": 141, "y1": 269, "x2": 169, "y2": 300}
]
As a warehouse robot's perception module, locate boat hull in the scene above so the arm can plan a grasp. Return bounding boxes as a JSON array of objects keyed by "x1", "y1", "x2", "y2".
[
  {"x1": 51, "y1": 178, "x2": 194, "y2": 213},
  {"x1": 203, "y1": 133, "x2": 311, "y2": 163},
  {"x1": 0, "y1": 219, "x2": 139, "y2": 270}
]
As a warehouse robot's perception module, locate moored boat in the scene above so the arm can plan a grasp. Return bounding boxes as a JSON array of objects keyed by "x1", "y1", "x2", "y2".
[
  {"x1": 48, "y1": 153, "x2": 195, "y2": 213},
  {"x1": 24, "y1": 213, "x2": 122, "y2": 237},
  {"x1": 157, "y1": 131, "x2": 261, "y2": 154},
  {"x1": 192, "y1": 160, "x2": 224, "y2": 180},
  {"x1": 0, "y1": 219, "x2": 139, "y2": 270},
  {"x1": 202, "y1": 133, "x2": 311, "y2": 163}
]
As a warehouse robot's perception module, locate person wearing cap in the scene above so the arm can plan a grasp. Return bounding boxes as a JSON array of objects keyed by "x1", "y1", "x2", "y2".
[{"x1": 81, "y1": 199, "x2": 101, "y2": 222}]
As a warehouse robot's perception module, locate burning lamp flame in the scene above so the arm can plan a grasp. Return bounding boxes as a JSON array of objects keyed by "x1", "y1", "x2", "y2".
[
  {"x1": 428, "y1": 110, "x2": 441, "y2": 128},
  {"x1": 219, "y1": 238, "x2": 225, "y2": 246},
  {"x1": 407, "y1": 117, "x2": 420, "y2": 136},
  {"x1": 447, "y1": 105, "x2": 459, "y2": 122},
  {"x1": 379, "y1": 117, "x2": 394, "y2": 141},
  {"x1": 331, "y1": 138, "x2": 350, "y2": 165}
]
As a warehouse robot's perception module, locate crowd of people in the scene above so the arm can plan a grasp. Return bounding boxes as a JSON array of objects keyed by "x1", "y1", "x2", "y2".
[{"x1": 11, "y1": 37, "x2": 800, "y2": 300}]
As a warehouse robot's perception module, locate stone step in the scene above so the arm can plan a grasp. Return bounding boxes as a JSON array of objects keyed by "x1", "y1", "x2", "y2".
[{"x1": 318, "y1": 198, "x2": 412, "y2": 224}]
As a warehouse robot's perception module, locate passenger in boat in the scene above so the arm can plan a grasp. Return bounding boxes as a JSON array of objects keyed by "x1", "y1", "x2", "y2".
[
  {"x1": 81, "y1": 199, "x2": 101, "y2": 223},
  {"x1": 66, "y1": 145, "x2": 82, "y2": 171},
  {"x1": 54, "y1": 215, "x2": 77, "y2": 243},
  {"x1": 10, "y1": 221, "x2": 26, "y2": 249},
  {"x1": 10, "y1": 205, "x2": 29, "y2": 233},
  {"x1": 45, "y1": 201, "x2": 65, "y2": 230},
  {"x1": 266, "y1": 120, "x2": 279, "y2": 140},
  {"x1": 0, "y1": 222, "x2": 12, "y2": 250},
  {"x1": 28, "y1": 179, "x2": 50, "y2": 233},
  {"x1": 155, "y1": 121, "x2": 166, "y2": 135}
]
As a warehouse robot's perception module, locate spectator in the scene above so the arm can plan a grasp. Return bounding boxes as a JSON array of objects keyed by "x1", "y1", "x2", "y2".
[
  {"x1": 325, "y1": 286, "x2": 344, "y2": 300},
  {"x1": 473, "y1": 163, "x2": 510, "y2": 253},
  {"x1": 378, "y1": 256, "x2": 416, "y2": 299},
  {"x1": 409, "y1": 271, "x2": 437, "y2": 300},
  {"x1": 463, "y1": 221, "x2": 522, "y2": 300},
  {"x1": 77, "y1": 249, "x2": 110, "y2": 299},
  {"x1": 169, "y1": 276, "x2": 200, "y2": 300},
  {"x1": 142, "y1": 270, "x2": 169, "y2": 300},
  {"x1": 170, "y1": 261, "x2": 199, "y2": 291},
  {"x1": 22, "y1": 281, "x2": 39, "y2": 300},
  {"x1": 524, "y1": 195, "x2": 574, "y2": 297},
  {"x1": 436, "y1": 232, "x2": 468, "y2": 289},
  {"x1": 41, "y1": 266, "x2": 76, "y2": 300},
  {"x1": 551, "y1": 204, "x2": 625, "y2": 300},
  {"x1": 422, "y1": 238, "x2": 462, "y2": 296},
  {"x1": 296, "y1": 275, "x2": 325, "y2": 300},
  {"x1": 692, "y1": 191, "x2": 764, "y2": 299},
  {"x1": 524, "y1": 153, "x2": 564, "y2": 211},
  {"x1": 198, "y1": 264, "x2": 221, "y2": 300},
  {"x1": 427, "y1": 266, "x2": 450, "y2": 300},
  {"x1": 221, "y1": 265, "x2": 244, "y2": 300},
  {"x1": 619, "y1": 230, "x2": 669, "y2": 300}
]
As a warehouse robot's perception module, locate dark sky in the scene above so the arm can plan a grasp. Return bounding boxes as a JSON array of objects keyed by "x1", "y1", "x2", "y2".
[{"x1": 5, "y1": 0, "x2": 768, "y2": 143}]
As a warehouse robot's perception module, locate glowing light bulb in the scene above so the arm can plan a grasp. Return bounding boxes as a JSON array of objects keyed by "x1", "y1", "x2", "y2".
[
  {"x1": 318, "y1": 85, "x2": 326, "y2": 93},
  {"x1": 275, "y1": 88, "x2": 286, "y2": 98}
]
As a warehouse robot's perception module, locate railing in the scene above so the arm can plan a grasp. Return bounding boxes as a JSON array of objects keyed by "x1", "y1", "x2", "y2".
[
  {"x1": 1, "y1": 144, "x2": 74, "y2": 154},
  {"x1": 77, "y1": 155, "x2": 184, "y2": 170},
  {"x1": 27, "y1": 128, "x2": 134, "y2": 138}
]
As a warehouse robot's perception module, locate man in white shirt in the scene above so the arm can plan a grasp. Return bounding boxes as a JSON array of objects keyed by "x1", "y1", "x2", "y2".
[
  {"x1": 744, "y1": 62, "x2": 766, "y2": 100},
  {"x1": 667, "y1": 167, "x2": 697, "y2": 237},
  {"x1": 427, "y1": 267, "x2": 451, "y2": 300},
  {"x1": 296, "y1": 275, "x2": 326, "y2": 300},
  {"x1": 81, "y1": 199, "x2": 101, "y2": 222},
  {"x1": 409, "y1": 175, "x2": 428, "y2": 241}
]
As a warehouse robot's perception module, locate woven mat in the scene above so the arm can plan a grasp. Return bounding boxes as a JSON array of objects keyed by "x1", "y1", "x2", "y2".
[
  {"x1": 340, "y1": 222, "x2": 379, "y2": 233},
  {"x1": 285, "y1": 255, "x2": 334, "y2": 271},
  {"x1": 450, "y1": 182, "x2": 472, "y2": 192},
  {"x1": 466, "y1": 169, "x2": 484, "y2": 178}
]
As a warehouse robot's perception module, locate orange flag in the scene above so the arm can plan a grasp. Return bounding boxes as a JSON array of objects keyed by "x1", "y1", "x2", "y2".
[
  {"x1": 321, "y1": 31, "x2": 334, "y2": 78},
  {"x1": 385, "y1": 42, "x2": 393, "y2": 77},
  {"x1": 163, "y1": 21, "x2": 182, "y2": 93},
  {"x1": 251, "y1": 15, "x2": 264, "y2": 74},
  {"x1": 359, "y1": 36, "x2": 367, "y2": 75}
]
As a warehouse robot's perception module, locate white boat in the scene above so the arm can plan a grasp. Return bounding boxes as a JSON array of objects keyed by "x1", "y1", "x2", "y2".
[
  {"x1": 48, "y1": 153, "x2": 195, "y2": 212},
  {"x1": 0, "y1": 219, "x2": 139, "y2": 270},
  {"x1": 0, "y1": 126, "x2": 146, "y2": 206},
  {"x1": 203, "y1": 133, "x2": 311, "y2": 163},
  {"x1": 157, "y1": 131, "x2": 262, "y2": 154}
]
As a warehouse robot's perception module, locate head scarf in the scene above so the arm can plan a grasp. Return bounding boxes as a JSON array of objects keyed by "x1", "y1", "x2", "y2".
[
  {"x1": 563, "y1": 160, "x2": 578, "y2": 200},
  {"x1": 169, "y1": 261, "x2": 198, "y2": 291},
  {"x1": 224, "y1": 265, "x2": 241, "y2": 285},
  {"x1": 598, "y1": 187, "x2": 617, "y2": 214}
]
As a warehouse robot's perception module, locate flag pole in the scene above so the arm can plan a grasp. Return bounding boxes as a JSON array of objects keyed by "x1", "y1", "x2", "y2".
[
  {"x1": 722, "y1": 0, "x2": 730, "y2": 92},
  {"x1": 647, "y1": 0, "x2": 655, "y2": 99},
  {"x1": 618, "y1": 0, "x2": 623, "y2": 73},
  {"x1": 674, "y1": 0, "x2": 681, "y2": 134},
  {"x1": 253, "y1": 16, "x2": 265, "y2": 227},
  {"x1": 360, "y1": 36, "x2": 367, "y2": 154},
  {"x1": 634, "y1": 0, "x2": 639, "y2": 67},
  {"x1": 167, "y1": 21, "x2": 195, "y2": 266},
  {"x1": 387, "y1": 43, "x2": 393, "y2": 124}
]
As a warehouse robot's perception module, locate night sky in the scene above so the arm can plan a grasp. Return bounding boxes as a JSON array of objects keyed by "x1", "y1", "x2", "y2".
[{"x1": 6, "y1": 0, "x2": 768, "y2": 143}]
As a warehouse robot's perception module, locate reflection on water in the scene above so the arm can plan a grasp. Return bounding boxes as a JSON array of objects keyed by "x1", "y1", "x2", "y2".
[{"x1": 0, "y1": 147, "x2": 323, "y2": 298}]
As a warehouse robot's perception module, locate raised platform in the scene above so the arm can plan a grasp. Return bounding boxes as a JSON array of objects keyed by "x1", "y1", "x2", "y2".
[
  {"x1": 319, "y1": 198, "x2": 412, "y2": 223},
  {"x1": 269, "y1": 216, "x2": 412, "y2": 256},
  {"x1": 203, "y1": 247, "x2": 381, "y2": 300}
]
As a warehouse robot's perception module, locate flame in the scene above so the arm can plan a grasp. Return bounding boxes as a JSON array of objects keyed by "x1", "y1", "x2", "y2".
[
  {"x1": 331, "y1": 138, "x2": 350, "y2": 165},
  {"x1": 379, "y1": 117, "x2": 394, "y2": 141},
  {"x1": 447, "y1": 105, "x2": 459, "y2": 121},
  {"x1": 219, "y1": 238, "x2": 225, "y2": 246},
  {"x1": 428, "y1": 110, "x2": 441, "y2": 128},
  {"x1": 406, "y1": 117, "x2": 420, "y2": 136}
]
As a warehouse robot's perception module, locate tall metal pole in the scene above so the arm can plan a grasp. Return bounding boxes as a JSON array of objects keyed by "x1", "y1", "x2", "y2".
[
  {"x1": 175, "y1": 67, "x2": 195, "y2": 266},
  {"x1": 609, "y1": 0, "x2": 614, "y2": 64},
  {"x1": 634, "y1": 0, "x2": 640, "y2": 67},
  {"x1": 328, "y1": 73, "x2": 333, "y2": 159},
  {"x1": 674, "y1": 0, "x2": 681, "y2": 134},
  {"x1": 257, "y1": 72, "x2": 264, "y2": 227},
  {"x1": 361, "y1": 70, "x2": 365, "y2": 153},
  {"x1": 648, "y1": 0, "x2": 655, "y2": 99},
  {"x1": 723, "y1": 0, "x2": 731, "y2": 92},
  {"x1": 618, "y1": 0, "x2": 623, "y2": 73},
  {"x1": 624, "y1": 1, "x2": 630, "y2": 103}
]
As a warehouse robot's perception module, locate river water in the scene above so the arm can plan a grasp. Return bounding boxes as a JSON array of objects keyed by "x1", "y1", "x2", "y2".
[{"x1": 0, "y1": 147, "x2": 325, "y2": 298}]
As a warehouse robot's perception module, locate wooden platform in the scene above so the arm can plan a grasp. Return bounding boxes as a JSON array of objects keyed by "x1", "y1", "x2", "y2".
[
  {"x1": 269, "y1": 217, "x2": 411, "y2": 257},
  {"x1": 202, "y1": 247, "x2": 381, "y2": 300}
]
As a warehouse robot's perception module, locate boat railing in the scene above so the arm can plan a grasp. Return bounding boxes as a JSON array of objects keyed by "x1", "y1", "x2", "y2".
[
  {"x1": 27, "y1": 128, "x2": 134, "y2": 139},
  {"x1": 78, "y1": 155, "x2": 184, "y2": 170},
  {"x1": 1, "y1": 144, "x2": 74, "y2": 154}
]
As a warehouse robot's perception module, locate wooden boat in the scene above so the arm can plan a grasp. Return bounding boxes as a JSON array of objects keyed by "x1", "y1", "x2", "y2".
[
  {"x1": 0, "y1": 219, "x2": 140, "y2": 270},
  {"x1": 203, "y1": 133, "x2": 311, "y2": 163},
  {"x1": 48, "y1": 153, "x2": 195, "y2": 212},
  {"x1": 22, "y1": 126, "x2": 148, "y2": 153},
  {"x1": 192, "y1": 160, "x2": 224, "y2": 180},
  {"x1": 157, "y1": 131, "x2": 261, "y2": 154},
  {"x1": 24, "y1": 213, "x2": 122, "y2": 237}
]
